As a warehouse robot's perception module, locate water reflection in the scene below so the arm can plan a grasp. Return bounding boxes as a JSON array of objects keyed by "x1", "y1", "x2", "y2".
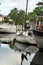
[
  {"x1": 0, "y1": 33, "x2": 36, "y2": 65},
  {"x1": 0, "y1": 44, "x2": 17, "y2": 65},
  {"x1": 0, "y1": 43, "x2": 35, "y2": 65}
]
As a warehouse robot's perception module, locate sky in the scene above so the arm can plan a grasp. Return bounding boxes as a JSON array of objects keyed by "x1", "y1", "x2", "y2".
[{"x1": 0, "y1": 0, "x2": 42, "y2": 16}]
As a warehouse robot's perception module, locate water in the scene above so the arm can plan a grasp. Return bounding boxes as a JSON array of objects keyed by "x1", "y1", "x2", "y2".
[
  {"x1": 0, "y1": 28, "x2": 36, "y2": 65},
  {"x1": 0, "y1": 43, "x2": 36, "y2": 65}
]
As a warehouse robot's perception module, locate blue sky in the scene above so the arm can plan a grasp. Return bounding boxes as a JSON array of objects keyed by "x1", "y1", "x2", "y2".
[{"x1": 0, "y1": 0, "x2": 42, "y2": 16}]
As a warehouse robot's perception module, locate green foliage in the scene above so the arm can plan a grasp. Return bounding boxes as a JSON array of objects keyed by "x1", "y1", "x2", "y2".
[
  {"x1": 8, "y1": 8, "x2": 18, "y2": 24},
  {"x1": 5, "y1": 2, "x2": 43, "y2": 24},
  {"x1": 17, "y1": 10, "x2": 25, "y2": 24},
  {"x1": 8, "y1": 8, "x2": 26, "y2": 24},
  {"x1": 4, "y1": 16, "x2": 9, "y2": 22},
  {"x1": 27, "y1": 12, "x2": 35, "y2": 22},
  {"x1": 27, "y1": 2, "x2": 43, "y2": 22},
  {"x1": 33, "y1": 7, "x2": 43, "y2": 16}
]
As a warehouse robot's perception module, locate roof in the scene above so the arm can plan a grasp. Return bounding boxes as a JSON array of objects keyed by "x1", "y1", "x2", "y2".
[
  {"x1": 0, "y1": 14, "x2": 4, "y2": 17},
  {"x1": 36, "y1": 2, "x2": 43, "y2": 5},
  {"x1": 36, "y1": 15, "x2": 43, "y2": 18}
]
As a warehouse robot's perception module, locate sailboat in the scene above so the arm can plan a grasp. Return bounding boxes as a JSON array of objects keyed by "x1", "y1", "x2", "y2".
[
  {"x1": 16, "y1": 0, "x2": 36, "y2": 45},
  {"x1": 16, "y1": 30, "x2": 36, "y2": 46}
]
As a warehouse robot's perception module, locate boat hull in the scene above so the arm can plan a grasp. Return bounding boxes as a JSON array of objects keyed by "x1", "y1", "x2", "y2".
[
  {"x1": 0, "y1": 31, "x2": 16, "y2": 34},
  {"x1": 0, "y1": 24, "x2": 16, "y2": 34},
  {"x1": 0, "y1": 33, "x2": 16, "y2": 44},
  {"x1": 16, "y1": 34, "x2": 37, "y2": 46},
  {"x1": 33, "y1": 30, "x2": 43, "y2": 49},
  {"x1": 33, "y1": 30, "x2": 43, "y2": 37},
  {"x1": 0, "y1": 28, "x2": 16, "y2": 34},
  {"x1": 16, "y1": 35, "x2": 28, "y2": 43}
]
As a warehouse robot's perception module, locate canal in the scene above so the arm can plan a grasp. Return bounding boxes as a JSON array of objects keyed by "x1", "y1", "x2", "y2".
[
  {"x1": 0, "y1": 42, "x2": 35, "y2": 65},
  {"x1": 0, "y1": 33, "x2": 37, "y2": 65}
]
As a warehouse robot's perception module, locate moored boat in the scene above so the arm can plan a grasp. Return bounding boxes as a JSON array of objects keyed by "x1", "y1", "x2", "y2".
[
  {"x1": 0, "y1": 23, "x2": 16, "y2": 34},
  {"x1": 16, "y1": 32, "x2": 28, "y2": 44},
  {"x1": 0, "y1": 34, "x2": 16, "y2": 44},
  {"x1": 33, "y1": 15, "x2": 43, "y2": 49},
  {"x1": 16, "y1": 31, "x2": 36, "y2": 46},
  {"x1": 33, "y1": 1, "x2": 43, "y2": 50},
  {"x1": 33, "y1": 29, "x2": 43, "y2": 49}
]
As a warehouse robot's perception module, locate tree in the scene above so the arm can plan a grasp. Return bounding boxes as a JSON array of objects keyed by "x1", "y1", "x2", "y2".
[
  {"x1": 4, "y1": 16, "x2": 10, "y2": 22},
  {"x1": 8, "y1": 8, "x2": 18, "y2": 24},
  {"x1": 17, "y1": 10, "x2": 26, "y2": 24},
  {"x1": 33, "y1": 2, "x2": 43, "y2": 22},
  {"x1": 27, "y1": 12, "x2": 35, "y2": 22},
  {"x1": 27, "y1": 2, "x2": 43, "y2": 22},
  {"x1": 8, "y1": 8, "x2": 26, "y2": 24},
  {"x1": 33, "y1": 7, "x2": 43, "y2": 16}
]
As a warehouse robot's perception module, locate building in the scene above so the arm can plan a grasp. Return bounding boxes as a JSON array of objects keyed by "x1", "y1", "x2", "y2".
[
  {"x1": 0, "y1": 14, "x2": 4, "y2": 22},
  {"x1": 8, "y1": 19, "x2": 15, "y2": 24}
]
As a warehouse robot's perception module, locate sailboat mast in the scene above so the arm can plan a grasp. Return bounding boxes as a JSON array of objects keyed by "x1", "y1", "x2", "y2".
[
  {"x1": 24, "y1": 0, "x2": 28, "y2": 30},
  {"x1": 26, "y1": 0, "x2": 28, "y2": 16}
]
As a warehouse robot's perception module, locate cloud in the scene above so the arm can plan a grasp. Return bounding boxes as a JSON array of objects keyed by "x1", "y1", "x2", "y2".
[
  {"x1": 6, "y1": 2, "x2": 18, "y2": 9},
  {"x1": 0, "y1": 0, "x2": 41, "y2": 15},
  {"x1": 28, "y1": 0, "x2": 38, "y2": 12},
  {"x1": 16, "y1": 0, "x2": 38, "y2": 12}
]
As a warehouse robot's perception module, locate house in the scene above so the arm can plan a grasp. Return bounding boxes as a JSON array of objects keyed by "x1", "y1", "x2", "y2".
[
  {"x1": 0, "y1": 14, "x2": 4, "y2": 22},
  {"x1": 8, "y1": 19, "x2": 15, "y2": 24}
]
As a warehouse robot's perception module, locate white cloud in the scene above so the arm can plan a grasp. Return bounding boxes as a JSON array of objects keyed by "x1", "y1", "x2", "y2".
[
  {"x1": 6, "y1": 2, "x2": 18, "y2": 9},
  {"x1": 16, "y1": 0, "x2": 38, "y2": 12},
  {"x1": 0, "y1": 0, "x2": 19, "y2": 15},
  {"x1": 28, "y1": 0, "x2": 38, "y2": 12},
  {"x1": 0, "y1": 0, "x2": 41, "y2": 15}
]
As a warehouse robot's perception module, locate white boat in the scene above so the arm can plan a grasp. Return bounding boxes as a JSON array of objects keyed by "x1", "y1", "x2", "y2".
[
  {"x1": 16, "y1": 31, "x2": 36, "y2": 45},
  {"x1": 16, "y1": 33, "x2": 27, "y2": 43},
  {"x1": 26, "y1": 35, "x2": 36, "y2": 44},
  {"x1": 0, "y1": 23, "x2": 16, "y2": 34},
  {"x1": 0, "y1": 34, "x2": 16, "y2": 44}
]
